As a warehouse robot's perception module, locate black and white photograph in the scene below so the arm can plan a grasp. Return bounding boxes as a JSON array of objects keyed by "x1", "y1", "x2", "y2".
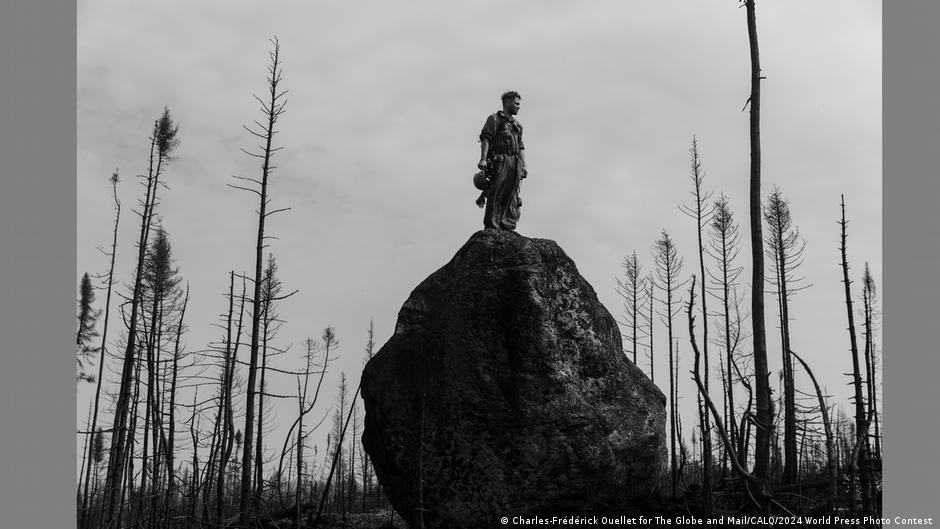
[{"x1": 73, "y1": 1, "x2": 885, "y2": 527}]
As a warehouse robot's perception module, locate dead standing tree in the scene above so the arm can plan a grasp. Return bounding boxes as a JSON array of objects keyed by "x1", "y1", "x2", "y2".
[
  {"x1": 200, "y1": 272, "x2": 247, "y2": 525},
  {"x1": 860, "y1": 263, "x2": 881, "y2": 462},
  {"x1": 742, "y1": 0, "x2": 773, "y2": 489},
  {"x1": 838, "y1": 195, "x2": 872, "y2": 517},
  {"x1": 80, "y1": 170, "x2": 121, "y2": 529},
  {"x1": 679, "y1": 135, "x2": 715, "y2": 513},
  {"x1": 162, "y1": 282, "x2": 189, "y2": 528},
  {"x1": 294, "y1": 337, "x2": 318, "y2": 527},
  {"x1": 271, "y1": 328, "x2": 332, "y2": 520},
  {"x1": 688, "y1": 277, "x2": 775, "y2": 511},
  {"x1": 653, "y1": 231, "x2": 684, "y2": 497},
  {"x1": 789, "y1": 349, "x2": 837, "y2": 511},
  {"x1": 763, "y1": 188, "x2": 810, "y2": 484},
  {"x1": 254, "y1": 253, "x2": 298, "y2": 512},
  {"x1": 103, "y1": 109, "x2": 179, "y2": 528},
  {"x1": 644, "y1": 273, "x2": 656, "y2": 383},
  {"x1": 706, "y1": 193, "x2": 747, "y2": 474},
  {"x1": 314, "y1": 327, "x2": 388, "y2": 529},
  {"x1": 615, "y1": 251, "x2": 648, "y2": 366},
  {"x1": 140, "y1": 226, "x2": 185, "y2": 527},
  {"x1": 228, "y1": 37, "x2": 291, "y2": 526}
]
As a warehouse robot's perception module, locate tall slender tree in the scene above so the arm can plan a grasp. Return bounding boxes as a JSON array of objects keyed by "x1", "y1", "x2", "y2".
[
  {"x1": 140, "y1": 226, "x2": 184, "y2": 521},
  {"x1": 204, "y1": 272, "x2": 247, "y2": 525},
  {"x1": 103, "y1": 108, "x2": 179, "y2": 527},
  {"x1": 294, "y1": 337, "x2": 317, "y2": 526},
  {"x1": 689, "y1": 277, "x2": 773, "y2": 511},
  {"x1": 838, "y1": 195, "x2": 872, "y2": 516},
  {"x1": 763, "y1": 188, "x2": 809, "y2": 483},
  {"x1": 645, "y1": 274, "x2": 656, "y2": 382},
  {"x1": 743, "y1": 0, "x2": 772, "y2": 487},
  {"x1": 331, "y1": 374, "x2": 349, "y2": 514},
  {"x1": 861, "y1": 263, "x2": 881, "y2": 460},
  {"x1": 653, "y1": 231, "x2": 684, "y2": 497},
  {"x1": 790, "y1": 349, "x2": 837, "y2": 511},
  {"x1": 255, "y1": 252, "x2": 296, "y2": 507},
  {"x1": 679, "y1": 135, "x2": 714, "y2": 512},
  {"x1": 707, "y1": 194, "x2": 746, "y2": 472},
  {"x1": 80, "y1": 170, "x2": 121, "y2": 529},
  {"x1": 162, "y1": 283, "x2": 188, "y2": 528},
  {"x1": 234, "y1": 37, "x2": 291, "y2": 526},
  {"x1": 615, "y1": 251, "x2": 647, "y2": 365}
]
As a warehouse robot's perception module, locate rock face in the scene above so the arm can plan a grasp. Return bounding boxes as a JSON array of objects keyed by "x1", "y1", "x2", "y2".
[{"x1": 361, "y1": 230, "x2": 666, "y2": 528}]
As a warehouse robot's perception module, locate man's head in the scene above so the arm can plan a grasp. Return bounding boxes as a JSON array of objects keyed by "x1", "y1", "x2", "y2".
[{"x1": 501, "y1": 90, "x2": 521, "y2": 116}]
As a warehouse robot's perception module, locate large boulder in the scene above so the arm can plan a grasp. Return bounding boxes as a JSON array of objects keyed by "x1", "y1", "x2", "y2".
[{"x1": 361, "y1": 230, "x2": 666, "y2": 528}]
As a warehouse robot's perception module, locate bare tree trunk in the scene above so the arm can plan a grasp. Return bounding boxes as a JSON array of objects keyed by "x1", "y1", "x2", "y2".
[
  {"x1": 839, "y1": 195, "x2": 872, "y2": 516},
  {"x1": 688, "y1": 276, "x2": 771, "y2": 509},
  {"x1": 148, "y1": 296, "x2": 168, "y2": 529},
  {"x1": 790, "y1": 350, "x2": 836, "y2": 511},
  {"x1": 861, "y1": 265, "x2": 881, "y2": 461},
  {"x1": 616, "y1": 252, "x2": 645, "y2": 367},
  {"x1": 255, "y1": 321, "x2": 269, "y2": 507},
  {"x1": 77, "y1": 404, "x2": 93, "y2": 524},
  {"x1": 655, "y1": 232, "x2": 683, "y2": 497},
  {"x1": 710, "y1": 195, "x2": 744, "y2": 474},
  {"x1": 682, "y1": 136, "x2": 713, "y2": 512},
  {"x1": 349, "y1": 403, "x2": 359, "y2": 514},
  {"x1": 90, "y1": 443, "x2": 103, "y2": 529},
  {"x1": 313, "y1": 380, "x2": 365, "y2": 528},
  {"x1": 238, "y1": 38, "x2": 289, "y2": 527},
  {"x1": 123, "y1": 341, "x2": 146, "y2": 526},
  {"x1": 81, "y1": 171, "x2": 121, "y2": 529},
  {"x1": 295, "y1": 338, "x2": 316, "y2": 528},
  {"x1": 189, "y1": 390, "x2": 201, "y2": 529},
  {"x1": 743, "y1": 0, "x2": 772, "y2": 493},
  {"x1": 162, "y1": 284, "x2": 187, "y2": 529},
  {"x1": 764, "y1": 188, "x2": 808, "y2": 486},
  {"x1": 774, "y1": 239, "x2": 798, "y2": 485},
  {"x1": 276, "y1": 333, "x2": 331, "y2": 504},
  {"x1": 668, "y1": 276, "x2": 677, "y2": 498},
  {"x1": 104, "y1": 111, "x2": 177, "y2": 526},
  {"x1": 202, "y1": 372, "x2": 224, "y2": 525},
  {"x1": 295, "y1": 381, "x2": 305, "y2": 528},
  {"x1": 201, "y1": 388, "x2": 222, "y2": 525},
  {"x1": 219, "y1": 273, "x2": 246, "y2": 523},
  {"x1": 140, "y1": 286, "x2": 158, "y2": 519},
  {"x1": 727, "y1": 293, "x2": 753, "y2": 466}
]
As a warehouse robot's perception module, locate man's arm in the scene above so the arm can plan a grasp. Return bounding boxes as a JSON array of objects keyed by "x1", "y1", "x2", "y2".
[
  {"x1": 519, "y1": 147, "x2": 527, "y2": 178},
  {"x1": 479, "y1": 114, "x2": 496, "y2": 170},
  {"x1": 479, "y1": 138, "x2": 490, "y2": 170}
]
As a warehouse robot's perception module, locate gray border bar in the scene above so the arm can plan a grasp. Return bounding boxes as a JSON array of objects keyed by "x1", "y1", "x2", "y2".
[
  {"x1": 0, "y1": 1, "x2": 76, "y2": 528},
  {"x1": 883, "y1": 0, "x2": 940, "y2": 518}
]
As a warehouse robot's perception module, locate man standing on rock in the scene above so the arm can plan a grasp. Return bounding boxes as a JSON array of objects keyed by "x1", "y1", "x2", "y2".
[{"x1": 477, "y1": 90, "x2": 528, "y2": 230}]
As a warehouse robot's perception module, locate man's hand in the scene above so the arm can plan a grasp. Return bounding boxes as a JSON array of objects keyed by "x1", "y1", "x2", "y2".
[{"x1": 477, "y1": 159, "x2": 488, "y2": 171}]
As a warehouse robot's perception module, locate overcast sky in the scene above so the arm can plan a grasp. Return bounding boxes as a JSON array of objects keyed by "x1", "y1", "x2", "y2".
[{"x1": 77, "y1": 0, "x2": 881, "y2": 469}]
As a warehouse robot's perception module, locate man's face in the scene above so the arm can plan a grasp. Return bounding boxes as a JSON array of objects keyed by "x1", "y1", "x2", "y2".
[{"x1": 504, "y1": 97, "x2": 521, "y2": 116}]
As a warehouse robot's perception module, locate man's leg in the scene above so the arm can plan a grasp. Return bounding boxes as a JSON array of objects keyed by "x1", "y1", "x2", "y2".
[{"x1": 482, "y1": 186, "x2": 496, "y2": 229}]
